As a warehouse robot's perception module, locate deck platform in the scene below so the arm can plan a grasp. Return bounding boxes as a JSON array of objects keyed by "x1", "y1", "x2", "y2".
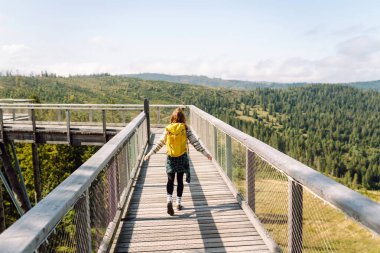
[
  {"x1": 111, "y1": 129, "x2": 270, "y2": 253},
  {"x1": 0, "y1": 121, "x2": 124, "y2": 145}
]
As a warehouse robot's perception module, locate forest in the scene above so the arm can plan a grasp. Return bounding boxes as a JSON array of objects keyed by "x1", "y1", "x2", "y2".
[{"x1": 0, "y1": 74, "x2": 379, "y2": 231}]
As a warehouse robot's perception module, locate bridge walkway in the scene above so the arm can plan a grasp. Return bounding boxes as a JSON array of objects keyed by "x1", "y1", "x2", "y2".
[{"x1": 111, "y1": 129, "x2": 269, "y2": 253}]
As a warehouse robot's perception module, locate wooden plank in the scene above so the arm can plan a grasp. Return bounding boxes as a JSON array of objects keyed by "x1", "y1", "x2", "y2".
[
  {"x1": 116, "y1": 239, "x2": 267, "y2": 252},
  {"x1": 118, "y1": 234, "x2": 264, "y2": 247},
  {"x1": 112, "y1": 131, "x2": 269, "y2": 253},
  {"x1": 119, "y1": 226, "x2": 257, "y2": 236},
  {"x1": 119, "y1": 231, "x2": 261, "y2": 243}
]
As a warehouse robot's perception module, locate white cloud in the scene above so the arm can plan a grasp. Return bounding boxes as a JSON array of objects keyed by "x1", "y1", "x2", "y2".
[
  {"x1": 1, "y1": 37, "x2": 380, "y2": 83},
  {"x1": 1, "y1": 44, "x2": 30, "y2": 54},
  {"x1": 87, "y1": 36, "x2": 121, "y2": 51},
  {"x1": 336, "y1": 36, "x2": 380, "y2": 59},
  {"x1": 333, "y1": 25, "x2": 380, "y2": 37},
  {"x1": 0, "y1": 44, "x2": 33, "y2": 70}
]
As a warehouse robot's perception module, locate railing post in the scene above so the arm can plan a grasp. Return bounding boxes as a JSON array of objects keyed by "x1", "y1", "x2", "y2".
[
  {"x1": 12, "y1": 109, "x2": 15, "y2": 121},
  {"x1": 89, "y1": 110, "x2": 93, "y2": 123},
  {"x1": 57, "y1": 110, "x2": 61, "y2": 122},
  {"x1": 66, "y1": 109, "x2": 71, "y2": 145},
  {"x1": 225, "y1": 135, "x2": 232, "y2": 179},
  {"x1": 125, "y1": 141, "x2": 130, "y2": 177},
  {"x1": 157, "y1": 107, "x2": 160, "y2": 124},
  {"x1": 31, "y1": 109, "x2": 37, "y2": 142},
  {"x1": 144, "y1": 99, "x2": 151, "y2": 144},
  {"x1": 31, "y1": 109, "x2": 42, "y2": 202},
  {"x1": 246, "y1": 148, "x2": 255, "y2": 212},
  {"x1": 288, "y1": 180, "x2": 303, "y2": 253},
  {"x1": 213, "y1": 126, "x2": 217, "y2": 159},
  {"x1": 102, "y1": 110, "x2": 107, "y2": 143}
]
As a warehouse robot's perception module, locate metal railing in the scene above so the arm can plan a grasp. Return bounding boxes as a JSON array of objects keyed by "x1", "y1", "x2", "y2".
[
  {"x1": 0, "y1": 109, "x2": 148, "y2": 252},
  {"x1": 189, "y1": 105, "x2": 380, "y2": 253},
  {"x1": 0, "y1": 103, "x2": 144, "y2": 126},
  {"x1": 0, "y1": 103, "x2": 182, "y2": 127}
]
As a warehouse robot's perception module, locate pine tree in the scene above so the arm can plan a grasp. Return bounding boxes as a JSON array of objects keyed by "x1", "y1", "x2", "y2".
[{"x1": 352, "y1": 173, "x2": 359, "y2": 189}]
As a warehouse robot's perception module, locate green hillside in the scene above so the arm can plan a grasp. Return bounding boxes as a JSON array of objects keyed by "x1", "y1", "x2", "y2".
[
  {"x1": 0, "y1": 74, "x2": 379, "y2": 231},
  {"x1": 0, "y1": 74, "x2": 238, "y2": 105},
  {"x1": 126, "y1": 73, "x2": 307, "y2": 89},
  {"x1": 0, "y1": 75, "x2": 379, "y2": 191},
  {"x1": 126, "y1": 73, "x2": 380, "y2": 91}
]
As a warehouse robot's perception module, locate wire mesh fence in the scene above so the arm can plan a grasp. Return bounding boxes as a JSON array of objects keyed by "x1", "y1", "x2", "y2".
[
  {"x1": 35, "y1": 117, "x2": 147, "y2": 252},
  {"x1": 190, "y1": 107, "x2": 380, "y2": 253},
  {"x1": 36, "y1": 192, "x2": 90, "y2": 253},
  {"x1": 231, "y1": 138, "x2": 247, "y2": 198},
  {"x1": 149, "y1": 105, "x2": 189, "y2": 125}
]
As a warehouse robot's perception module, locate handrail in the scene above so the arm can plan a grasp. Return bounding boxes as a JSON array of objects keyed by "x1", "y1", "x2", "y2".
[
  {"x1": 0, "y1": 111, "x2": 146, "y2": 253},
  {"x1": 0, "y1": 103, "x2": 187, "y2": 110},
  {"x1": 189, "y1": 105, "x2": 380, "y2": 236}
]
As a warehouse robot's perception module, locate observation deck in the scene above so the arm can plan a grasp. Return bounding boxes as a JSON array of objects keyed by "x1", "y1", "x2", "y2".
[{"x1": 0, "y1": 101, "x2": 379, "y2": 253}]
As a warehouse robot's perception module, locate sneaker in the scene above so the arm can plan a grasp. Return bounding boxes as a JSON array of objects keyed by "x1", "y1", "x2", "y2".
[
  {"x1": 167, "y1": 202, "x2": 174, "y2": 216},
  {"x1": 176, "y1": 204, "x2": 182, "y2": 211}
]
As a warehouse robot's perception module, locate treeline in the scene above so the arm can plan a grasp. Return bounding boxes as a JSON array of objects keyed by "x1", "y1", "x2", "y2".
[
  {"x1": 1, "y1": 75, "x2": 379, "y2": 190},
  {"x1": 0, "y1": 75, "x2": 229, "y2": 231},
  {"x1": 195, "y1": 85, "x2": 380, "y2": 190}
]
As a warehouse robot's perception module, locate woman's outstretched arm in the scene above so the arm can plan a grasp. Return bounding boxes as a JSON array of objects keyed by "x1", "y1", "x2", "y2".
[
  {"x1": 187, "y1": 128, "x2": 212, "y2": 160},
  {"x1": 144, "y1": 130, "x2": 167, "y2": 160}
]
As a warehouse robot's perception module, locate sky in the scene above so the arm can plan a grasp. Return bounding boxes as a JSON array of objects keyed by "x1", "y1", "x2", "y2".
[{"x1": 0, "y1": 0, "x2": 380, "y2": 83}]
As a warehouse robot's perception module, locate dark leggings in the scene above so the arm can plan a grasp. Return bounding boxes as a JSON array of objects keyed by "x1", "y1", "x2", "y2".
[{"x1": 167, "y1": 172, "x2": 184, "y2": 197}]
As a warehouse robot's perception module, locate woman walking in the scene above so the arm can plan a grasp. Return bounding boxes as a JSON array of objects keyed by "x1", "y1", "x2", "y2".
[{"x1": 144, "y1": 108, "x2": 212, "y2": 216}]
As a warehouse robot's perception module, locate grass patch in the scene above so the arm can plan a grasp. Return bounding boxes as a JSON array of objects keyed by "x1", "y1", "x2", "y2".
[{"x1": 230, "y1": 169, "x2": 380, "y2": 252}]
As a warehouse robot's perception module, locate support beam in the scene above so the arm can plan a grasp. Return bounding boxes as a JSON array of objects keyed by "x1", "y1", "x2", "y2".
[
  {"x1": 31, "y1": 143, "x2": 42, "y2": 203},
  {"x1": 31, "y1": 109, "x2": 42, "y2": 203},
  {"x1": 246, "y1": 148, "x2": 256, "y2": 212},
  {"x1": 143, "y1": 99, "x2": 151, "y2": 144},
  {"x1": 225, "y1": 135, "x2": 232, "y2": 179},
  {"x1": 66, "y1": 109, "x2": 71, "y2": 145},
  {"x1": 0, "y1": 143, "x2": 30, "y2": 213},
  {"x1": 102, "y1": 110, "x2": 107, "y2": 143},
  {"x1": 0, "y1": 169, "x2": 24, "y2": 216},
  {"x1": 31, "y1": 109, "x2": 37, "y2": 142},
  {"x1": 0, "y1": 182, "x2": 5, "y2": 232},
  {"x1": 10, "y1": 141, "x2": 31, "y2": 209},
  {"x1": 288, "y1": 180, "x2": 303, "y2": 253}
]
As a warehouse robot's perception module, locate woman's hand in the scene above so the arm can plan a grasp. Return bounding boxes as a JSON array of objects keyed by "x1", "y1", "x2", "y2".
[
  {"x1": 144, "y1": 154, "x2": 151, "y2": 161},
  {"x1": 206, "y1": 154, "x2": 212, "y2": 161}
]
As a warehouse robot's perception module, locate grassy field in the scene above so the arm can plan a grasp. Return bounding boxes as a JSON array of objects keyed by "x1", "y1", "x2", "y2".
[{"x1": 230, "y1": 166, "x2": 380, "y2": 253}]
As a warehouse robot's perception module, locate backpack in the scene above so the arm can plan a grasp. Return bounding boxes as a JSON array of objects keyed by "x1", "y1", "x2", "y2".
[{"x1": 165, "y1": 123, "x2": 187, "y2": 157}]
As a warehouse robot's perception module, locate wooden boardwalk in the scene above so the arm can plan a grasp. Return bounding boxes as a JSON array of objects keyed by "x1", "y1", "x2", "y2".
[
  {"x1": 111, "y1": 129, "x2": 270, "y2": 253},
  {"x1": 0, "y1": 121, "x2": 124, "y2": 145}
]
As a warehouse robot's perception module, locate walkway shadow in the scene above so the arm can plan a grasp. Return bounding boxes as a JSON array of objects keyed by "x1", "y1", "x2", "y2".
[
  {"x1": 114, "y1": 133, "x2": 155, "y2": 250},
  {"x1": 187, "y1": 157, "x2": 225, "y2": 250}
]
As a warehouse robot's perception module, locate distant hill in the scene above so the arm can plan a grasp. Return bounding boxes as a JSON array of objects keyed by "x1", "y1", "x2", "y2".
[
  {"x1": 126, "y1": 73, "x2": 306, "y2": 89},
  {"x1": 126, "y1": 73, "x2": 380, "y2": 91},
  {"x1": 345, "y1": 80, "x2": 380, "y2": 90}
]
